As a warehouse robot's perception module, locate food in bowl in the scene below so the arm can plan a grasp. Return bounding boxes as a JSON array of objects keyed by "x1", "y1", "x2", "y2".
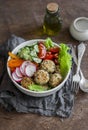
[{"x1": 7, "y1": 38, "x2": 72, "y2": 96}]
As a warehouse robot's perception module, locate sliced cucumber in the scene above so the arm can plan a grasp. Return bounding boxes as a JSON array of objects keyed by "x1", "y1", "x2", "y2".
[
  {"x1": 30, "y1": 49, "x2": 37, "y2": 57},
  {"x1": 34, "y1": 44, "x2": 39, "y2": 53},
  {"x1": 32, "y1": 57, "x2": 42, "y2": 63}
]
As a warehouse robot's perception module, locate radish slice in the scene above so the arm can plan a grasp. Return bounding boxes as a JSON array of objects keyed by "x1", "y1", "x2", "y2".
[
  {"x1": 20, "y1": 61, "x2": 31, "y2": 75},
  {"x1": 25, "y1": 64, "x2": 36, "y2": 77},
  {"x1": 12, "y1": 71, "x2": 22, "y2": 82},
  {"x1": 20, "y1": 61, "x2": 36, "y2": 76},
  {"x1": 15, "y1": 67, "x2": 23, "y2": 78}
]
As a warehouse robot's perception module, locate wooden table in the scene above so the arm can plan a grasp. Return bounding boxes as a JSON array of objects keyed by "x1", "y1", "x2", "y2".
[{"x1": 0, "y1": 0, "x2": 88, "y2": 130}]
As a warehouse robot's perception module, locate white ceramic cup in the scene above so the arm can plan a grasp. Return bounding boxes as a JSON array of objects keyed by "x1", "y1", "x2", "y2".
[{"x1": 70, "y1": 17, "x2": 88, "y2": 41}]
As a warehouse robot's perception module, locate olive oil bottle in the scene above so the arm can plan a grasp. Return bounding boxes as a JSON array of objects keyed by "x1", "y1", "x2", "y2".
[{"x1": 43, "y1": 3, "x2": 62, "y2": 36}]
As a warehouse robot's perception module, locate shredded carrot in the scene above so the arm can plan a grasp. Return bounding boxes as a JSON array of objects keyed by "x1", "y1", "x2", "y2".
[
  {"x1": 8, "y1": 52, "x2": 25, "y2": 72},
  {"x1": 10, "y1": 67, "x2": 16, "y2": 72},
  {"x1": 8, "y1": 59, "x2": 24, "y2": 68},
  {"x1": 8, "y1": 52, "x2": 19, "y2": 59}
]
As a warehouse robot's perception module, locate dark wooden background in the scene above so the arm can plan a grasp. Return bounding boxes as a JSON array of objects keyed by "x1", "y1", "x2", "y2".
[{"x1": 0, "y1": 0, "x2": 88, "y2": 130}]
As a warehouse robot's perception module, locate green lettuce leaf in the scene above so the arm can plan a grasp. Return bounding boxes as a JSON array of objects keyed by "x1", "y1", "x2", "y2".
[
  {"x1": 59, "y1": 43, "x2": 72, "y2": 77},
  {"x1": 44, "y1": 37, "x2": 54, "y2": 49},
  {"x1": 28, "y1": 84, "x2": 47, "y2": 92}
]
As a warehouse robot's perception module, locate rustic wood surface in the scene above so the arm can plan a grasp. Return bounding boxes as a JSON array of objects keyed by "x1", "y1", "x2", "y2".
[{"x1": 0, "y1": 0, "x2": 88, "y2": 130}]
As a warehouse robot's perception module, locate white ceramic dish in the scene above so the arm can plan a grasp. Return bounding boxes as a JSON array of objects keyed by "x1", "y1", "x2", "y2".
[
  {"x1": 70, "y1": 17, "x2": 88, "y2": 41},
  {"x1": 80, "y1": 85, "x2": 88, "y2": 93},
  {"x1": 7, "y1": 39, "x2": 71, "y2": 97}
]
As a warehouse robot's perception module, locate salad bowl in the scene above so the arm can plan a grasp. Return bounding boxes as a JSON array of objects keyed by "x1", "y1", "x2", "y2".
[{"x1": 7, "y1": 38, "x2": 71, "y2": 97}]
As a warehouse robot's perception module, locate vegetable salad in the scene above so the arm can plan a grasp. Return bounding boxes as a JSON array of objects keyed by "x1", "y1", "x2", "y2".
[{"x1": 8, "y1": 38, "x2": 72, "y2": 92}]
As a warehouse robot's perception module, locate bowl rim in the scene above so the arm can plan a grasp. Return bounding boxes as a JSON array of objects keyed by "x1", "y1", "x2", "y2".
[{"x1": 7, "y1": 39, "x2": 71, "y2": 97}]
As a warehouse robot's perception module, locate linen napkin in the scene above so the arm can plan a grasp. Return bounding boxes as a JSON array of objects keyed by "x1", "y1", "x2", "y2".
[{"x1": 0, "y1": 35, "x2": 75, "y2": 118}]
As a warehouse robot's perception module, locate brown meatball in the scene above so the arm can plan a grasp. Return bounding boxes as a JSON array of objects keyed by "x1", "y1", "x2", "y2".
[
  {"x1": 41, "y1": 60, "x2": 55, "y2": 73},
  {"x1": 34, "y1": 69, "x2": 49, "y2": 85},
  {"x1": 49, "y1": 73, "x2": 62, "y2": 87},
  {"x1": 21, "y1": 77, "x2": 34, "y2": 89}
]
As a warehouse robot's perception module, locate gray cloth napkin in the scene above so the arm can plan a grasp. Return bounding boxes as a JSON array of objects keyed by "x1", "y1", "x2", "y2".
[{"x1": 0, "y1": 35, "x2": 75, "y2": 118}]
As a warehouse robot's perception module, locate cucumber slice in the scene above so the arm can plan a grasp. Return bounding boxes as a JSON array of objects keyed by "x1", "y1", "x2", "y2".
[
  {"x1": 34, "y1": 44, "x2": 39, "y2": 53},
  {"x1": 30, "y1": 49, "x2": 37, "y2": 57},
  {"x1": 32, "y1": 57, "x2": 42, "y2": 63}
]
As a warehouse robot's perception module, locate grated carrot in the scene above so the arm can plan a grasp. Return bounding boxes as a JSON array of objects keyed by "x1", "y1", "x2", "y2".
[
  {"x1": 8, "y1": 52, "x2": 19, "y2": 59},
  {"x1": 10, "y1": 67, "x2": 16, "y2": 72},
  {"x1": 8, "y1": 52, "x2": 24, "y2": 71},
  {"x1": 8, "y1": 59, "x2": 24, "y2": 68}
]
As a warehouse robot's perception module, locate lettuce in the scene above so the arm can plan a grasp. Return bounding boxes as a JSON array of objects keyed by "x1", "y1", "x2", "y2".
[
  {"x1": 59, "y1": 43, "x2": 72, "y2": 77},
  {"x1": 28, "y1": 84, "x2": 47, "y2": 92},
  {"x1": 44, "y1": 37, "x2": 54, "y2": 49}
]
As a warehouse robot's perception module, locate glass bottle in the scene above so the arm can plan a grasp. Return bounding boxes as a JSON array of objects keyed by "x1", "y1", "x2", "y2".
[{"x1": 43, "y1": 2, "x2": 62, "y2": 36}]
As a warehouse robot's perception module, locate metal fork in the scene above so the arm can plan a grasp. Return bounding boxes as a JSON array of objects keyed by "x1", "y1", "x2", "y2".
[{"x1": 72, "y1": 43, "x2": 86, "y2": 94}]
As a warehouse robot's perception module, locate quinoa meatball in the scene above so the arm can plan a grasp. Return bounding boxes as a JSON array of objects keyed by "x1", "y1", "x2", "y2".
[
  {"x1": 41, "y1": 60, "x2": 55, "y2": 73},
  {"x1": 34, "y1": 69, "x2": 49, "y2": 85},
  {"x1": 21, "y1": 77, "x2": 34, "y2": 88},
  {"x1": 49, "y1": 73, "x2": 62, "y2": 87}
]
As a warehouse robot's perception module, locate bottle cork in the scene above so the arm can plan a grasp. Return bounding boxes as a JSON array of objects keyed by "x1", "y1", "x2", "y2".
[{"x1": 46, "y1": 2, "x2": 59, "y2": 13}]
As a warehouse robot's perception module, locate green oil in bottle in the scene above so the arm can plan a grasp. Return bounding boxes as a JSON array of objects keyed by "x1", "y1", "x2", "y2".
[{"x1": 43, "y1": 3, "x2": 62, "y2": 36}]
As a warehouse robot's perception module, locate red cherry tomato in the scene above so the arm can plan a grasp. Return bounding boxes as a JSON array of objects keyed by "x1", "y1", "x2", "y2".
[
  {"x1": 53, "y1": 53, "x2": 58, "y2": 59},
  {"x1": 49, "y1": 47, "x2": 60, "y2": 53},
  {"x1": 38, "y1": 43, "x2": 46, "y2": 59},
  {"x1": 44, "y1": 52, "x2": 54, "y2": 60}
]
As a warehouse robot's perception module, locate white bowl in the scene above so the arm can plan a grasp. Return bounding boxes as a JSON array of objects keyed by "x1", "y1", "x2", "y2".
[
  {"x1": 70, "y1": 17, "x2": 88, "y2": 41},
  {"x1": 7, "y1": 39, "x2": 71, "y2": 97}
]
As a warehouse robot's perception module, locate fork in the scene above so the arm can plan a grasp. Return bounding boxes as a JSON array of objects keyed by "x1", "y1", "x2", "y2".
[{"x1": 72, "y1": 43, "x2": 86, "y2": 94}]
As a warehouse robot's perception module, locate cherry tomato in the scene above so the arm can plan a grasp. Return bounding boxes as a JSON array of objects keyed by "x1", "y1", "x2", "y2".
[
  {"x1": 49, "y1": 47, "x2": 60, "y2": 53},
  {"x1": 38, "y1": 43, "x2": 46, "y2": 59},
  {"x1": 53, "y1": 53, "x2": 58, "y2": 59},
  {"x1": 44, "y1": 52, "x2": 54, "y2": 60}
]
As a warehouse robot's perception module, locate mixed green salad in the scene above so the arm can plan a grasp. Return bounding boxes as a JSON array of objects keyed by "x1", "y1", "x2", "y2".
[{"x1": 8, "y1": 38, "x2": 72, "y2": 92}]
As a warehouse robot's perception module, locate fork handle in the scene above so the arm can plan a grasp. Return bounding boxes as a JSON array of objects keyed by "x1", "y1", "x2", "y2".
[{"x1": 76, "y1": 43, "x2": 86, "y2": 74}]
